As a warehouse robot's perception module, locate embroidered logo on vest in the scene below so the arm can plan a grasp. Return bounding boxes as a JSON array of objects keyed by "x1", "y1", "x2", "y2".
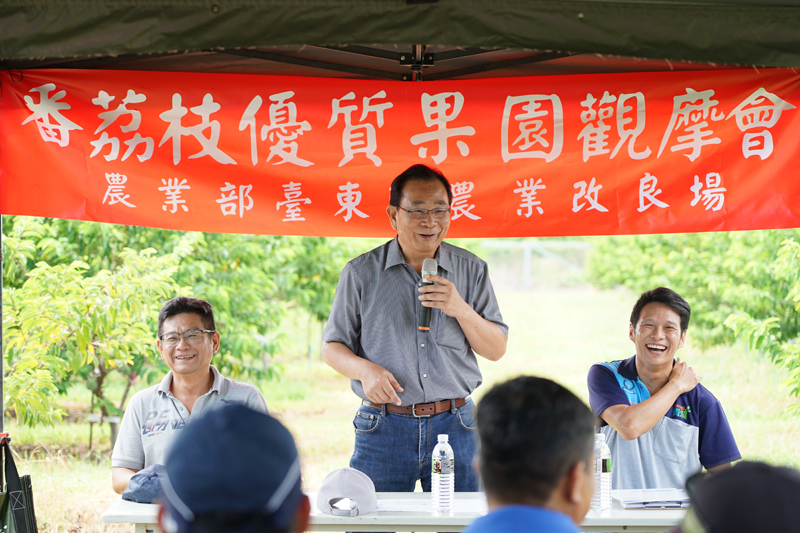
[{"x1": 672, "y1": 404, "x2": 691, "y2": 420}]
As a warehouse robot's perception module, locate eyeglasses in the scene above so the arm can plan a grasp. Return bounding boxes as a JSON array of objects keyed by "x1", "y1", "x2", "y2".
[
  {"x1": 397, "y1": 206, "x2": 451, "y2": 220},
  {"x1": 159, "y1": 329, "x2": 215, "y2": 347}
]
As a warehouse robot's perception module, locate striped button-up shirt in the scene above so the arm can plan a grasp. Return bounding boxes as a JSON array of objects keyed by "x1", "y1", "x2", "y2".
[{"x1": 323, "y1": 238, "x2": 508, "y2": 405}]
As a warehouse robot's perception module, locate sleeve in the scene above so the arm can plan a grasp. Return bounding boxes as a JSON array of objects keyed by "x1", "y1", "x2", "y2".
[
  {"x1": 698, "y1": 394, "x2": 742, "y2": 469},
  {"x1": 587, "y1": 364, "x2": 630, "y2": 418},
  {"x1": 321, "y1": 261, "x2": 362, "y2": 354},
  {"x1": 111, "y1": 393, "x2": 146, "y2": 470},
  {"x1": 470, "y1": 261, "x2": 509, "y2": 337},
  {"x1": 246, "y1": 387, "x2": 270, "y2": 415}
]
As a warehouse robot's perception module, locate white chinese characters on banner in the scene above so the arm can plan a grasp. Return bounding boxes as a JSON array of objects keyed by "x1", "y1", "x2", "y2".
[
  {"x1": 335, "y1": 182, "x2": 369, "y2": 221},
  {"x1": 613, "y1": 92, "x2": 652, "y2": 160},
  {"x1": 690, "y1": 172, "x2": 726, "y2": 211},
  {"x1": 22, "y1": 83, "x2": 83, "y2": 147},
  {"x1": 658, "y1": 88, "x2": 724, "y2": 162},
  {"x1": 90, "y1": 89, "x2": 154, "y2": 162},
  {"x1": 501, "y1": 94, "x2": 563, "y2": 163},
  {"x1": 572, "y1": 178, "x2": 608, "y2": 212},
  {"x1": 578, "y1": 92, "x2": 616, "y2": 161},
  {"x1": 329, "y1": 91, "x2": 393, "y2": 167},
  {"x1": 277, "y1": 182, "x2": 311, "y2": 222},
  {"x1": 411, "y1": 92, "x2": 475, "y2": 164},
  {"x1": 217, "y1": 182, "x2": 254, "y2": 218},
  {"x1": 637, "y1": 172, "x2": 670, "y2": 212},
  {"x1": 240, "y1": 92, "x2": 313, "y2": 167},
  {"x1": 159, "y1": 178, "x2": 191, "y2": 213},
  {"x1": 450, "y1": 182, "x2": 481, "y2": 220},
  {"x1": 514, "y1": 179, "x2": 547, "y2": 217},
  {"x1": 159, "y1": 93, "x2": 236, "y2": 166},
  {"x1": 102, "y1": 173, "x2": 136, "y2": 208},
  {"x1": 727, "y1": 88, "x2": 796, "y2": 160}
]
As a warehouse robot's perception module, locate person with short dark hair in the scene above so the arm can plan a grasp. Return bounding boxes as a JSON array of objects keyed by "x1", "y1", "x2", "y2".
[
  {"x1": 677, "y1": 461, "x2": 800, "y2": 533},
  {"x1": 587, "y1": 287, "x2": 740, "y2": 490},
  {"x1": 463, "y1": 376, "x2": 595, "y2": 533},
  {"x1": 111, "y1": 296, "x2": 268, "y2": 495},
  {"x1": 322, "y1": 164, "x2": 508, "y2": 494},
  {"x1": 158, "y1": 403, "x2": 310, "y2": 533}
]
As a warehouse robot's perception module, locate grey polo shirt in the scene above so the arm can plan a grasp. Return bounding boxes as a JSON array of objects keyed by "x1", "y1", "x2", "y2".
[
  {"x1": 111, "y1": 365, "x2": 268, "y2": 470},
  {"x1": 323, "y1": 238, "x2": 508, "y2": 405}
]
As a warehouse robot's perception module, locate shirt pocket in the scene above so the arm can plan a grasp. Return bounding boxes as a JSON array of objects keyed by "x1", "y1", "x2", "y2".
[
  {"x1": 652, "y1": 417, "x2": 699, "y2": 465},
  {"x1": 435, "y1": 314, "x2": 469, "y2": 351}
]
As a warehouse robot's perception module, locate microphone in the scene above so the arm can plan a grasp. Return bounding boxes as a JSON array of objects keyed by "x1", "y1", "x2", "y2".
[{"x1": 419, "y1": 258, "x2": 438, "y2": 331}]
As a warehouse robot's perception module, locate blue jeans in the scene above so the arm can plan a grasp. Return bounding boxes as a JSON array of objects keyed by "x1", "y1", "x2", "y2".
[{"x1": 350, "y1": 399, "x2": 479, "y2": 492}]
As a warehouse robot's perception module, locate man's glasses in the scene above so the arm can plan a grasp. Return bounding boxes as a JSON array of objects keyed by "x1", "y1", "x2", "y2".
[
  {"x1": 159, "y1": 329, "x2": 215, "y2": 347},
  {"x1": 397, "y1": 206, "x2": 451, "y2": 220}
]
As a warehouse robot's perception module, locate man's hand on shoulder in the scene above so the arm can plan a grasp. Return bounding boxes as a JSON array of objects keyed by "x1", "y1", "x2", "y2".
[
  {"x1": 601, "y1": 357, "x2": 700, "y2": 441},
  {"x1": 360, "y1": 364, "x2": 404, "y2": 405},
  {"x1": 668, "y1": 357, "x2": 701, "y2": 394},
  {"x1": 418, "y1": 274, "x2": 469, "y2": 318}
]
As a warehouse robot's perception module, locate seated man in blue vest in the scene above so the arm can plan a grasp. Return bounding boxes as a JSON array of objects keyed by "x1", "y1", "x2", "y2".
[
  {"x1": 463, "y1": 376, "x2": 596, "y2": 533},
  {"x1": 587, "y1": 287, "x2": 740, "y2": 490}
]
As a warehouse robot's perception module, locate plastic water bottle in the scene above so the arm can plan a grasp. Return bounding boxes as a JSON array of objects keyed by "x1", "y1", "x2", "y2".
[
  {"x1": 432, "y1": 434, "x2": 455, "y2": 514},
  {"x1": 592, "y1": 433, "x2": 612, "y2": 511}
]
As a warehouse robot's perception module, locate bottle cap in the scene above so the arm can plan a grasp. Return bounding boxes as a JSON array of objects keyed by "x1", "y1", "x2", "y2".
[
  {"x1": 437, "y1": 434, "x2": 449, "y2": 442},
  {"x1": 594, "y1": 433, "x2": 606, "y2": 441}
]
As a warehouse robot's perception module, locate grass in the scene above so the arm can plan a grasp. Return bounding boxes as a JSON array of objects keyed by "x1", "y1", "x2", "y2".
[{"x1": 8, "y1": 272, "x2": 800, "y2": 531}]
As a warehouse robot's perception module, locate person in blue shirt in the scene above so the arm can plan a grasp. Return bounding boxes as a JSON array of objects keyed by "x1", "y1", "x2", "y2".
[
  {"x1": 588, "y1": 287, "x2": 740, "y2": 490},
  {"x1": 463, "y1": 376, "x2": 596, "y2": 533}
]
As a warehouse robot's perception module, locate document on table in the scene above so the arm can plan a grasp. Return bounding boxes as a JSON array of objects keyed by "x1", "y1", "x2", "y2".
[
  {"x1": 377, "y1": 499, "x2": 488, "y2": 514},
  {"x1": 611, "y1": 488, "x2": 690, "y2": 509}
]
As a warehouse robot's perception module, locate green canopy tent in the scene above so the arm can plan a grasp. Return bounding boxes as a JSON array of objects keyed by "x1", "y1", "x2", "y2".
[
  {"x1": 2, "y1": 0, "x2": 800, "y2": 431},
  {"x1": 3, "y1": 0, "x2": 800, "y2": 78}
]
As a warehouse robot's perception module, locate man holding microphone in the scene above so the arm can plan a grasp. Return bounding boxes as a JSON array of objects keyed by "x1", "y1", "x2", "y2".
[{"x1": 322, "y1": 164, "x2": 508, "y2": 494}]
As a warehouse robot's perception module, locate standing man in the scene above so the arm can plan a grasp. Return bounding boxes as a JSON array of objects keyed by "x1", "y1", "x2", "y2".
[
  {"x1": 464, "y1": 376, "x2": 595, "y2": 533},
  {"x1": 322, "y1": 164, "x2": 508, "y2": 493},
  {"x1": 112, "y1": 296, "x2": 268, "y2": 495},
  {"x1": 587, "y1": 287, "x2": 740, "y2": 490}
]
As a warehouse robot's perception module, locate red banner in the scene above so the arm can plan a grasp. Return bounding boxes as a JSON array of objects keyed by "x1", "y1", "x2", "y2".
[{"x1": 2, "y1": 68, "x2": 800, "y2": 237}]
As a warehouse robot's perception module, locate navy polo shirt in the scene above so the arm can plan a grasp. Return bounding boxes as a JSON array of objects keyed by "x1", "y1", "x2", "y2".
[{"x1": 588, "y1": 355, "x2": 741, "y2": 489}]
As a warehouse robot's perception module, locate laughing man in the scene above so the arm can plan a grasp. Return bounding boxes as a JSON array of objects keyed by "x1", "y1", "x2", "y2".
[{"x1": 587, "y1": 287, "x2": 740, "y2": 490}]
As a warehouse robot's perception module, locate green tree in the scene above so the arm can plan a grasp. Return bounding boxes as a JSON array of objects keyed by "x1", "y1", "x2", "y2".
[
  {"x1": 2, "y1": 245, "x2": 178, "y2": 425},
  {"x1": 2, "y1": 216, "x2": 360, "y2": 424},
  {"x1": 587, "y1": 230, "x2": 800, "y2": 411}
]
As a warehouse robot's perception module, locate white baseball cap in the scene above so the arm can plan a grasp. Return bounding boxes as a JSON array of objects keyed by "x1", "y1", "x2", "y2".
[{"x1": 317, "y1": 467, "x2": 378, "y2": 517}]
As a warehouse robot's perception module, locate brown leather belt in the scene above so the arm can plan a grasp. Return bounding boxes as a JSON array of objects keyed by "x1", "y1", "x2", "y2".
[{"x1": 363, "y1": 398, "x2": 467, "y2": 417}]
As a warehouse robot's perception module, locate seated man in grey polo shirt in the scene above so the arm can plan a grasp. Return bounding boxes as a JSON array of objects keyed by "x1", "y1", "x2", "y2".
[{"x1": 111, "y1": 296, "x2": 268, "y2": 494}]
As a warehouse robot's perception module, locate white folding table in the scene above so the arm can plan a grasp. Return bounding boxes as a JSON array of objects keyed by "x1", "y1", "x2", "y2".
[{"x1": 101, "y1": 491, "x2": 686, "y2": 532}]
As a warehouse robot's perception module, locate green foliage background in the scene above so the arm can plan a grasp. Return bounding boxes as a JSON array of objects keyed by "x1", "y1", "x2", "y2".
[
  {"x1": 587, "y1": 229, "x2": 800, "y2": 411},
  {"x1": 2, "y1": 216, "x2": 370, "y2": 425}
]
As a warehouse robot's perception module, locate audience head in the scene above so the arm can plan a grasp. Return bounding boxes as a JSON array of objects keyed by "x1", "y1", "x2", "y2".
[
  {"x1": 678, "y1": 461, "x2": 800, "y2": 533},
  {"x1": 476, "y1": 376, "x2": 596, "y2": 523},
  {"x1": 158, "y1": 296, "x2": 216, "y2": 337},
  {"x1": 630, "y1": 287, "x2": 691, "y2": 333},
  {"x1": 158, "y1": 404, "x2": 309, "y2": 533}
]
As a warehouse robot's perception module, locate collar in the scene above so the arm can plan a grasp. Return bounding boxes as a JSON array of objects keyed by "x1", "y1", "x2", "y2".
[
  {"x1": 489, "y1": 505, "x2": 580, "y2": 532},
  {"x1": 158, "y1": 366, "x2": 223, "y2": 396},
  {"x1": 623, "y1": 355, "x2": 681, "y2": 385},
  {"x1": 384, "y1": 237, "x2": 453, "y2": 273},
  {"x1": 617, "y1": 355, "x2": 640, "y2": 381}
]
